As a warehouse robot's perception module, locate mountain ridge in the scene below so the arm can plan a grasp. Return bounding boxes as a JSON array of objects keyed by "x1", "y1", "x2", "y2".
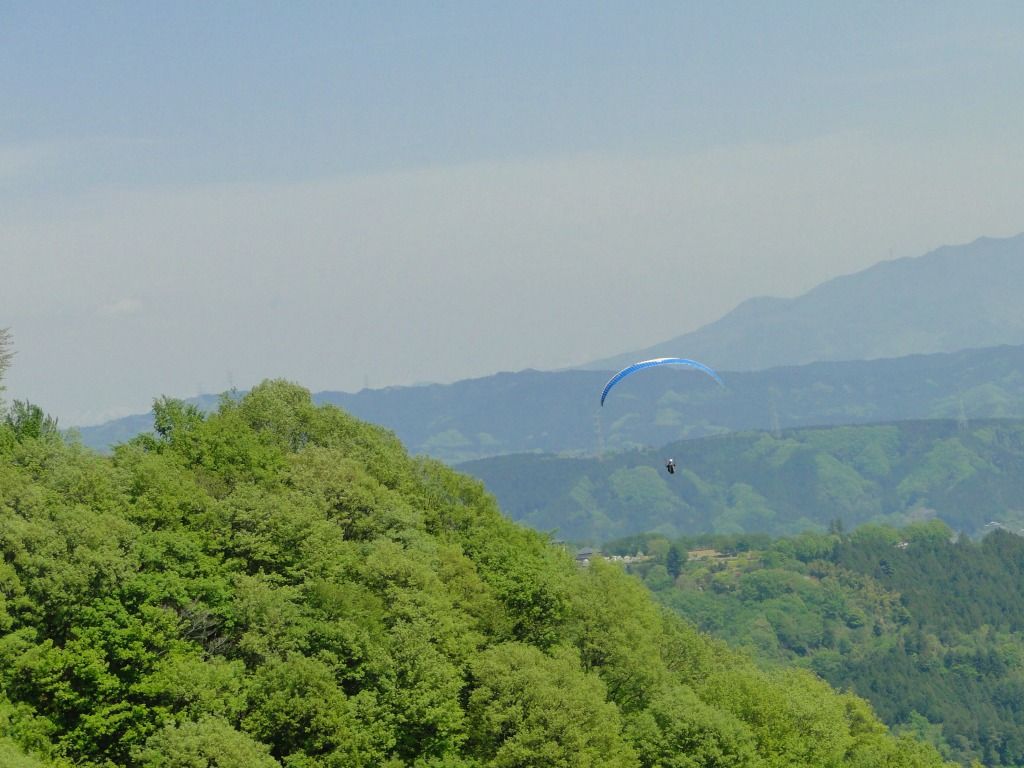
[
  {"x1": 458, "y1": 418, "x2": 1024, "y2": 543},
  {"x1": 76, "y1": 342, "x2": 1024, "y2": 461},
  {"x1": 587, "y1": 232, "x2": 1024, "y2": 371}
]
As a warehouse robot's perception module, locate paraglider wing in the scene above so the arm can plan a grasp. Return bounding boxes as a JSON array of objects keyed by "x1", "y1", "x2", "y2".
[{"x1": 599, "y1": 357, "x2": 723, "y2": 406}]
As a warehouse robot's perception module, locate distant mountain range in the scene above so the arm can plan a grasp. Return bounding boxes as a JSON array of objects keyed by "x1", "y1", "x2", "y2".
[
  {"x1": 76, "y1": 343, "x2": 1024, "y2": 460},
  {"x1": 74, "y1": 232, "x2": 1024, "y2": 461},
  {"x1": 588, "y1": 232, "x2": 1024, "y2": 371}
]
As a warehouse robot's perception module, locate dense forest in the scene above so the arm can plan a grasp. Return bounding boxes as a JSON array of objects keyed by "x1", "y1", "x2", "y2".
[
  {"x1": 462, "y1": 419, "x2": 1024, "y2": 542},
  {"x1": 0, "y1": 379, "x2": 952, "y2": 766},
  {"x1": 609, "y1": 523, "x2": 1024, "y2": 766}
]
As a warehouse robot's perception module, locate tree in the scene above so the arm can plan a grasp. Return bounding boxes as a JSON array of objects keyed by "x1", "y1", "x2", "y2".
[
  {"x1": 4, "y1": 402, "x2": 58, "y2": 441},
  {"x1": 0, "y1": 738, "x2": 55, "y2": 768},
  {"x1": 0, "y1": 327, "x2": 11, "y2": 390},
  {"x1": 467, "y1": 642, "x2": 638, "y2": 767},
  {"x1": 133, "y1": 717, "x2": 280, "y2": 768},
  {"x1": 626, "y1": 685, "x2": 760, "y2": 768},
  {"x1": 667, "y1": 545, "x2": 684, "y2": 579}
]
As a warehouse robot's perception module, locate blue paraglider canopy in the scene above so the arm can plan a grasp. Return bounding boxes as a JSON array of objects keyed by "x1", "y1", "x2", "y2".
[{"x1": 600, "y1": 357, "x2": 723, "y2": 406}]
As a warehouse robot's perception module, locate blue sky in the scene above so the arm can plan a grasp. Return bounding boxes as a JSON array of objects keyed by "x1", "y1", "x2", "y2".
[{"x1": 3, "y1": 3, "x2": 1024, "y2": 424}]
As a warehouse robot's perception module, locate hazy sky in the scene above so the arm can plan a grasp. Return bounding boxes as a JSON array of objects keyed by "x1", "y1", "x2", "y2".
[{"x1": 3, "y1": 2, "x2": 1024, "y2": 425}]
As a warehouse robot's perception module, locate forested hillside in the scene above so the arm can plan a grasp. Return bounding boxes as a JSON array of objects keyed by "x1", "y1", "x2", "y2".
[
  {"x1": 0, "y1": 381, "x2": 950, "y2": 766},
  {"x1": 612, "y1": 523, "x2": 1024, "y2": 766},
  {"x1": 77, "y1": 343, "x2": 1024, "y2": 462},
  {"x1": 462, "y1": 419, "x2": 1024, "y2": 542}
]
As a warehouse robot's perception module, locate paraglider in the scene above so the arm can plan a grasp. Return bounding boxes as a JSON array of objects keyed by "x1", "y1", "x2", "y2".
[
  {"x1": 599, "y1": 357, "x2": 723, "y2": 407},
  {"x1": 598, "y1": 357, "x2": 723, "y2": 475}
]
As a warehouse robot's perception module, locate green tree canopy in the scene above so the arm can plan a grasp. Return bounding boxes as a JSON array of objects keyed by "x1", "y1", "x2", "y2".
[{"x1": 0, "y1": 380, "x2": 953, "y2": 767}]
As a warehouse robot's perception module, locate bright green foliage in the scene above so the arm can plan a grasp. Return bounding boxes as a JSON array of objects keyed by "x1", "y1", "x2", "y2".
[
  {"x1": 569, "y1": 561, "x2": 668, "y2": 712},
  {"x1": 0, "y1": 738, "x2": 54, "y2": 768},
  {"x1": 0, "y1": 382, "x2": 951, "y2": 766},
  {"x1": 467, "y1": 643, "x2": 637, "y2": 767},
  {"x1": 132, "y1": 652, "x2": 247, "y2": 721},
  {"x1": 625, "y1": 685, "x2": 760, "y2": 768},
  {"x1": 5, "y1": 403, "x2": 59, "y2": 442},
  {"x1": 703, "y1": 665, "x2": 858, "y2": 767},
  {"x1": 241, "y1": 654, "x2": 374, "y2": 766},
  {"x1": 134, "y1": 716, "x2": 280, "y2": 767}
]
